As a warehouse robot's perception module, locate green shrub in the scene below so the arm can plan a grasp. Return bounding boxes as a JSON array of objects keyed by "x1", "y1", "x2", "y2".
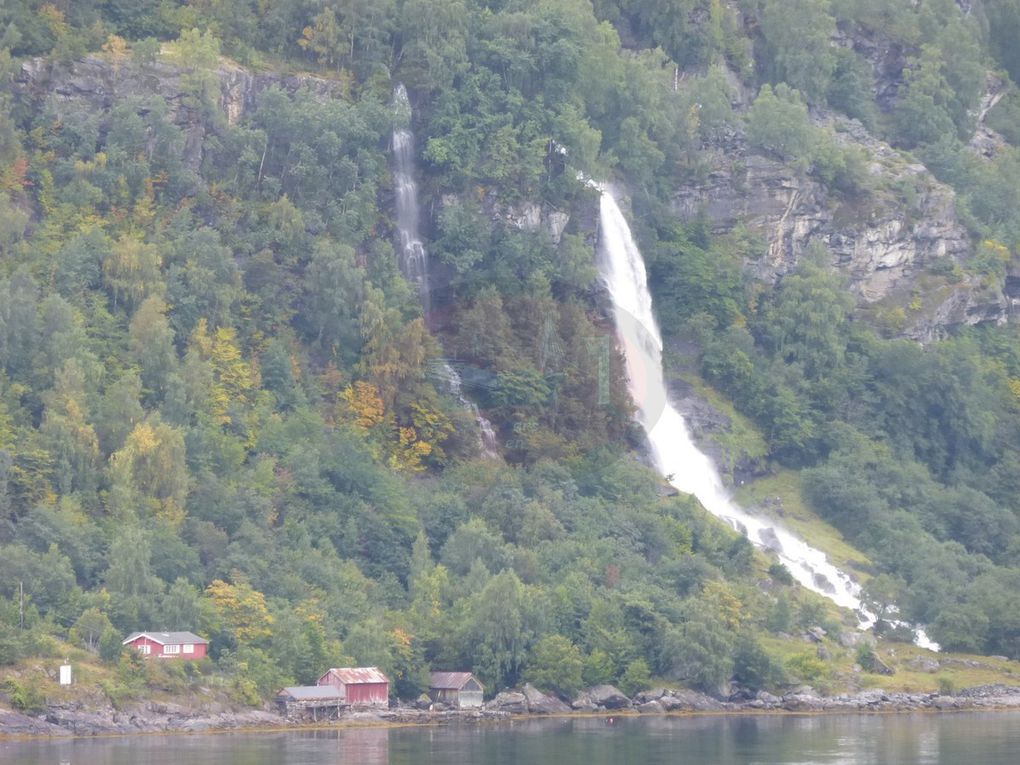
[
  {"x1": 618, "y1": 659, "x2": 652, "y2": 697},
  {"x1": 3, "y1": 677, "x2": 46, "y2": 713},
  {"x1": 99, "y1": 628, "x2": 124, "y2": 663},
  {"x1": 582, "y1": 649, "x2": 616, "y2": 687},
  {"x1": 855, "y1": 642, "x2": 876, "y2": 667},
  {"x1": 525, "y1": 635, "x2": 584, "y2": 698},
  {"x1": 786, "y1": 652, "x2": 828, "y2": 683},
  {"x1": 732, "y1": 635, "x2": 785, "y2": 692},
  {"x1": 768, "y1": 562, "x2": 794, "y2": 586},
  {"x1": 100, "y1": 678, "x2": 135, "y2": 710}
]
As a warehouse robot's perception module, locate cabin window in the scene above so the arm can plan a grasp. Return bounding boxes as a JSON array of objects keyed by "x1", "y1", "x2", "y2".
[
  {"x1": 164, "y1": 644, "x2": 181, "y2": 654},
  {"x1": 136, "y1": 644, "x2": 150, "y2": 655},
  {"x1": 182, "y1": 644, "x2": 194, "y2": 654}
]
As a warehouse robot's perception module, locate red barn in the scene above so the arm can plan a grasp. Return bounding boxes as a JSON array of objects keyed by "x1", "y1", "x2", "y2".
[
  {"x1": 122, "y1": 631, "x2": 209, "y2": 659},
  {"x1": 317, "y1": 666, "x2": 389, "y2": 706}
]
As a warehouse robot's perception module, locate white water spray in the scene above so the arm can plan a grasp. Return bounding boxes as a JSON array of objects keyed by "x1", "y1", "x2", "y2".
[
  {"x1": 391, "y1": 85, "x2": 498, "y2": 457},
  {"x1": 392, "y1": 84, "x2": 430, "y2": 313},
  {"x1": 597, "y1": 187, "x2": 936, "y2": 643},
  {"x1": 431, "y1": 361, "x2": 499, "y2": 457}
]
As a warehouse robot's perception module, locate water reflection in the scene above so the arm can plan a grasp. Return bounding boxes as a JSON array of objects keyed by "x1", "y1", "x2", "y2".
[{"x1": 2, "y1": 714, "x2": 1019, "y2": 765}]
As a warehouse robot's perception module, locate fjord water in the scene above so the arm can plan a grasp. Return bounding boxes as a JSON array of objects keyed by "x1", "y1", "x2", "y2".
[
  {"x1": 596, "y1": 190, "x2": 876, "y2": 623},
  {"x1": 4, "y1": 715, "x2": 1020, "y2": 764}
]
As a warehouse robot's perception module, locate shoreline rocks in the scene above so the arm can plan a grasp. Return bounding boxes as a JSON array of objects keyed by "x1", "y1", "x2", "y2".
[{"x1": 5, "y1": 684, "x2": 1020, "y2": 739}]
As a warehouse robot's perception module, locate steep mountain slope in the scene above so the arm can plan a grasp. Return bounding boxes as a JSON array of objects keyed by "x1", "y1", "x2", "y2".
[{"x1": 2, "y1": 0, "x2": 1020, "y2": 707}]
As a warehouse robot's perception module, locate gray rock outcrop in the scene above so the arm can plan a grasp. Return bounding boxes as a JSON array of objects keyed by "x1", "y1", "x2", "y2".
[
  {"x1": 522, "y1": 684, "x2": 571, "y2": 714},
  {"x1": 860, "y1": 652, "x2": 896, "y2": 676},
  {"x1": 486, "y1": 691, "x2": 528, "y2": 714},
  {"x1": 669, "y1": 113, "x2": 1004, "y2": 340},
  {"x1": 14, "y1": 55, "x2": 346, "y2": 173},
  {"x1": 658, "y1": 689, "x2": 726, "y2": 712},
  {"x1": 585, "y1": 685, "x2": 631, "y2": 710}
]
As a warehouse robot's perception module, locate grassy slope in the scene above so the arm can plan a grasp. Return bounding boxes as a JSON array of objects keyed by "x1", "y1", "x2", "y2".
[
  {"x1": 762, "y1": 634, "x2": 1020, "y2": 695},
  {"x1": 734, "y1": 470, "x2": 873, "y2": 579},
  {"x1": 0, "y1": 640, "x2": 236, "y2": 715}
]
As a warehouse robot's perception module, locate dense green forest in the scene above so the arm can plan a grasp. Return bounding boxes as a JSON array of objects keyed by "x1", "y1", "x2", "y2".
[{"x1": 3, "y1": 0, "x2": 1020, "y2": 706}]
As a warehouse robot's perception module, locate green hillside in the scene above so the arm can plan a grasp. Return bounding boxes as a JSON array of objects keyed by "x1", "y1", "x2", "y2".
[{"x1": 3, "y1": 0, "x2": 1020, "y2": 707}]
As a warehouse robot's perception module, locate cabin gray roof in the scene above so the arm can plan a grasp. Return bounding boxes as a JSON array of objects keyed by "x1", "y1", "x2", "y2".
[
  {"x1": 122, "y1": 631, "x2": 209, "y2": 646},
  {"x1": 277, "y1": 686, "x2": 345, "y2": 701},
  {"x1": 430, "y1": 671, "x2": 483, "y2": 691}
]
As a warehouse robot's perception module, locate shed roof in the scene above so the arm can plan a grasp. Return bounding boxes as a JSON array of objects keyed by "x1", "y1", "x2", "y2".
[
  {"x1": 430, "y1": 671, "x2": 483, "y2": 691},
  {"x1": 122, "y1": 631, "x2": 209, "y2": 646},
  {"x1": 277, "y1": 686, "x2": 345, "y2": 701},
  {"x1": 321, "y1": 667, "x2": 389, "y2": 685}
]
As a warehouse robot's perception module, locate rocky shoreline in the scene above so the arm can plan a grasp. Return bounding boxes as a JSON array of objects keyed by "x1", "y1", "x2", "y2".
[{"x1": 4, "y1": 684, "x2": 1020, "y2": 739}]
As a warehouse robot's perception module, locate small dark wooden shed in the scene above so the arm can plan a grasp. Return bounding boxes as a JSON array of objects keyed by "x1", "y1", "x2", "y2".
[
  {"x1": 429, "y1": 671, "x2": 485, "y2": 708},
  {"x1": 275, "y1": 685, "x2": 345, "y2": 720}
]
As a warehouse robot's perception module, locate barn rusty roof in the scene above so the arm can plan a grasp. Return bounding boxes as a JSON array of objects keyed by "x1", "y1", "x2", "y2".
[
  {"x1": 430, "y1": 671, "x2": 482, "y2": 690},
  {"x1": 323, "y1": 667, "x2": 389, "y2": 684},
  {"x1": 277, "y1": 686, "x2": 345, "y2": 701}
]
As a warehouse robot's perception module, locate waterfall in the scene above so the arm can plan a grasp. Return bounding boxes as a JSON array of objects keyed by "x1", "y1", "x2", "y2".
[
  {"x1": 431, "y1": 361, "x2": 500, "y2": 457},
  {"x1": 392, "y1": 84, "x2": 430, "y2": 313},
  {"x1": 597, "y1": 186, "x2": 937, "y2": 645},
  {"x1": 391, "y1": 85, "x2": 498, "y2": 457}
]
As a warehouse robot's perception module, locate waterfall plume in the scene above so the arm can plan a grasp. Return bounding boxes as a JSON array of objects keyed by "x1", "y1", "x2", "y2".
[{"x1": 596, "y1": 186, "x2": 918, "y2": 637}]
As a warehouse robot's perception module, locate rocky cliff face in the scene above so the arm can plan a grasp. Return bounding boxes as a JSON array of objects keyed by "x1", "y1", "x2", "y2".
[
  {"x1": 671, "y1": 115, "x2": 1008, "y2": 340},
  {"x1": 14, "y1": 54, "x2": 1011, "y2": 339},
  {"x1": 14, "y1": 54, "x2": 344, "y2": 171}
]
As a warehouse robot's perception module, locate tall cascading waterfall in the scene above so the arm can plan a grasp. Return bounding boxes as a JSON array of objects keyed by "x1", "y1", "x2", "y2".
[
  {"x1": 391, "y1": 85, "x2": 499, "y2": 457},
  {"x1": 597, "y1": 186, "x2": 937, "y2": 648},
  {"x1": 392, "y1": 84, "x2": 430, "y2": 313}
]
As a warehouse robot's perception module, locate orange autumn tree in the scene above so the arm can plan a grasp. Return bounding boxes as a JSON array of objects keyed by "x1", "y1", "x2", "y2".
[{"x1": 339, "y1": 380, "x2": 451, "y2": 473}]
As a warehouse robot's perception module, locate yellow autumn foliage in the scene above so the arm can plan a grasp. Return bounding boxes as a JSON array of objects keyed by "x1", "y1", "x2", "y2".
[
  {"x1": 109, "y1": 417, "x2": 188, "y2": 527},
  {"x1": 190, "y1": 319, "x2": 257, "y2": 425},
  {"x1": 206, "y1": 578, "x2": 273, "y2": 644},
  {"x1": 702, "y1": 580, "x2": 745, "y2": 631},
  {"x1": 341, "y1": 380, "x2": 386, "y2": 431}
]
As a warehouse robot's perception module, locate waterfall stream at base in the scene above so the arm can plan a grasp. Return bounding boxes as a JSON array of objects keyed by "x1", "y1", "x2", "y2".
[
  {"x1": 392, "y1": 85, "x2": 498, "y2": 457},
  {"x1": 597, "y1": 186, "x2": 937, "y2": 649}
]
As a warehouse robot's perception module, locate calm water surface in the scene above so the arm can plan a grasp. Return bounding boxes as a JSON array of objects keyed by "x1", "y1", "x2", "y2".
[{"x1": 2, "y1": 713, "x2": 1019, "y2": 765}]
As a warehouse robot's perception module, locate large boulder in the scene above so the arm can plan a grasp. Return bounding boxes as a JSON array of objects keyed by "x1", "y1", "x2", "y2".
[
  {"x1": 634, "y1": 688, "x2": 667, "y2": 704},
  {"x1": 861, "y1": 652, "x2": 896, "y2": 676},
  {"x1": 637, "y1": 700, "x2": 664, "y2": 714},
  {"x1": 570, "y1": 692, "x2": 598, "y2": 711},
  {"x1": 838, "y1": 631, "x2": 865, "y2": 649},
  {"x1": 905, "y1": 657, "x2": 940, "y2": 673},
  {"x1": 782, "y1": 693, "x2": 826, "y2": 711},
  {"x1": 486, "y1": 691, "x2": 528, "y2": 714},
  {"x1": 522, "y1": 684, "x2": 570, "y2": 714},
  {"x1": 586, "y1": 685, "x2": 632, "y2": 710},
  {"x1": 659, "y1": 689, "x2": 725, "y2": 712}
]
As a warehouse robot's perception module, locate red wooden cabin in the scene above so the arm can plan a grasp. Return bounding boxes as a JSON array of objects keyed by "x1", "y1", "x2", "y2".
[
  {"x1": 122, "y1": 631, "x2": 209, "y2": 659},
  {"x1": 317, "y1": 666, "x2": 390, "y2": 706}
]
